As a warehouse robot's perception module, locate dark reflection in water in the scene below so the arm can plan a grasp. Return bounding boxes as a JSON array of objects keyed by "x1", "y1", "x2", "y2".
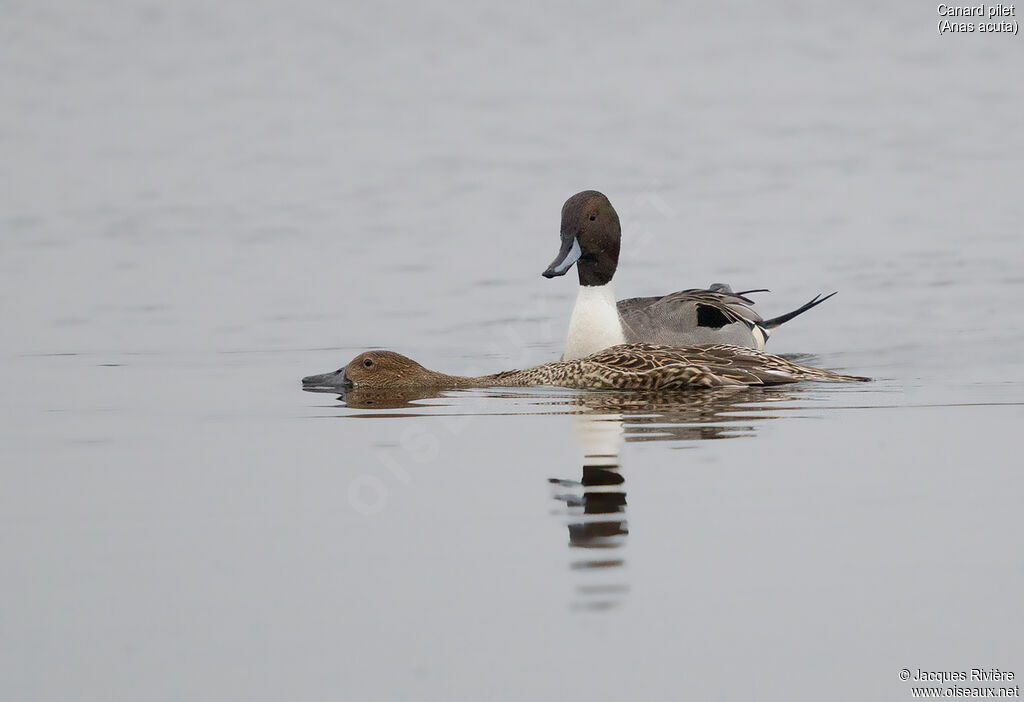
[
  {"x1": 303, "y1": 386, "x2": 450, "y2": 410},
  {"x1": 551, "y1": 414, "x2": 629, "y2": 612},
  {"x1": 304, "y1": 383, "x2": 832, "y2": 611},
  {"x1": 548, "y1": 388, "x2": 805, "y2": 611}
]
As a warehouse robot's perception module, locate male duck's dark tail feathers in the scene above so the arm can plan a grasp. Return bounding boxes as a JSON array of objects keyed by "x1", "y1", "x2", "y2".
[{"x1": 762, "y1": 291, "x2": 838, "y2": 330}]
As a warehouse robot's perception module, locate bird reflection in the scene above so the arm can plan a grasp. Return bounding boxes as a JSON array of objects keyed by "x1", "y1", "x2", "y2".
[
  {"x1": 551, "y1": 408, "x2": 630, "y2": 611},
  {"x1": 301, "y1": 384, "x2": 450, "y2": 410},
  {"x1": 303, "y1": 379, "x2": 830, "y2": 612},
  {"x1": 549, "y1": 387, "x2": 806, "y2": 612}
]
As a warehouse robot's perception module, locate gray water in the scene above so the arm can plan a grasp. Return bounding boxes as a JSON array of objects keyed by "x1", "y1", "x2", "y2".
[{"x1": 3, "y1": 2, "x2": 1023, "y2": 700}]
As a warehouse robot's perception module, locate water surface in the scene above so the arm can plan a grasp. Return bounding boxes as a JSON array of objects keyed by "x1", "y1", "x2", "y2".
[{"x1": 2, "y1": 2, "x2": 1022, "y2": 700}]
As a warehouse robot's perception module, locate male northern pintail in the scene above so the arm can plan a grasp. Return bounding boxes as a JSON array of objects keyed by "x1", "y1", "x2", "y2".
[
  {"x1": 542, "y1": 190, "x2": 835, "y2": 360},
  {"x1": 302, "y1": 344, "x2": 868, "y2": 392}
]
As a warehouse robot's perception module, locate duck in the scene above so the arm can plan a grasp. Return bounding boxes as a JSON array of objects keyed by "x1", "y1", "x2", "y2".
[
  {"x1": 302, "y1": 344, "x2": 868, "y2": 392},
  {"x1": 542, "y1": 190, "x2": 836, "y2": 360}
]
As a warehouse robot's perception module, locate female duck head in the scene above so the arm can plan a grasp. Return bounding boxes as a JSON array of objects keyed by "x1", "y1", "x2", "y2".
[
  {"x1": 301, "y1": 351, "x2": 435, "y2": 389},
  {"x1": 542, "y1": 190, "x2": 621, "y2": 287},
  {"x1": 336, "y1": 350, "x2": 443, "y2": 389}
]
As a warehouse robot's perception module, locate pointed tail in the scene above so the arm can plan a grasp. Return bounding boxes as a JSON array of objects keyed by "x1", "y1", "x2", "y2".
[{"x1": 762, "y1": 291, "x2": 838, "y2": 330}]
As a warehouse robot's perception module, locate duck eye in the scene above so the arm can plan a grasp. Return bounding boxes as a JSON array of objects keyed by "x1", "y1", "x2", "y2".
[
  {"x1": 589, "y1": 214, "x2": 596, "y2": 221},
  {"x1": 363, "y1": 358, "x2": 374, "y2": 368}
]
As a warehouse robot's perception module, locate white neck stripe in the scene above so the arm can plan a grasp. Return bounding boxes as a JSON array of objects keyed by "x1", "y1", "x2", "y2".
[{"x1": 561, "y1": 284, "x2": 626, "y2": 360}]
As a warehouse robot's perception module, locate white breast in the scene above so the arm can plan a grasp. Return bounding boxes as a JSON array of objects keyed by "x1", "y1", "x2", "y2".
[{"x1": 562, "y1": 284, "x2": 626, "y2": 360}]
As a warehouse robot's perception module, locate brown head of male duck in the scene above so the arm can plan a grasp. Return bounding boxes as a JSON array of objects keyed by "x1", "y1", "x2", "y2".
[{"x1": 302, "y1": 344, "x2": 869, "y2": 392}]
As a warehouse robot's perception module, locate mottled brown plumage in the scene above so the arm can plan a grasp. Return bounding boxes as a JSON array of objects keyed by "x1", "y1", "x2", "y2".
[{"x1": 302, "y1": 344, "x2": 869, "y2": 392}]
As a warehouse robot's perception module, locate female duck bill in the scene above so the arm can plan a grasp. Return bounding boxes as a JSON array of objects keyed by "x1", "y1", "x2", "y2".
[{"x1": 301, "y1": 366, "x2": 352, "y2": 388}]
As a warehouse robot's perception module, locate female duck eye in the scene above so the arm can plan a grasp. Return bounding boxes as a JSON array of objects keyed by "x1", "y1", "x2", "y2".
[
  {"x1": 363, "y1": 358, "x2": 374, "y2": 368},
  {"x1": 589, "y1": 214, "x2": 596, "y2": 221}
]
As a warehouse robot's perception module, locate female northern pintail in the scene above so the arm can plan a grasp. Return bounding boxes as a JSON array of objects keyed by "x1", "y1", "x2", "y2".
[
  {"x1": 542, "y1": 190, "x2": 835, "y2": 360},
  {"x1": 302, "y1": 344, "x2": 868, "y2": 392}
]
